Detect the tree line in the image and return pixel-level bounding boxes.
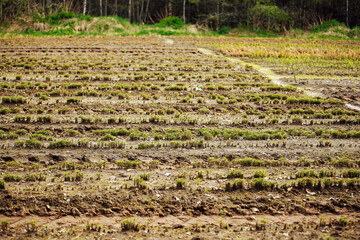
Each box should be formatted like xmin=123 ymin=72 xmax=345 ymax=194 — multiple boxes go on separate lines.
xmin=1 ymin=0 xmax=359 ymax=31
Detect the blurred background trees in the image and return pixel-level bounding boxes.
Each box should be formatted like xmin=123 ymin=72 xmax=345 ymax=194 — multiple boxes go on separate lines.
xmin=1 ymin=0 xmax=359 ymax=31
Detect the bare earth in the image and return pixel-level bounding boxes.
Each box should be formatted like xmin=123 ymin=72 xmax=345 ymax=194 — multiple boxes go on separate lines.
xmin=0 ymin=36 xmax=359 ymax=239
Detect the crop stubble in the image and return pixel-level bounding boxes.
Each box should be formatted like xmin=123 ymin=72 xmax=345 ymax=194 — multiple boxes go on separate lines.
xmin=0 ymin=36 xmax=359 ymax=239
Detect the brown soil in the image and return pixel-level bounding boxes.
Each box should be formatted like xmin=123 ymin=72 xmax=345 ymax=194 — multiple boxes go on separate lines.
xmin=0 ymin=36 xmax=359 ymax=239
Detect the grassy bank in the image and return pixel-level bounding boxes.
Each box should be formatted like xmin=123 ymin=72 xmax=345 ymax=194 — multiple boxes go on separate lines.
xmin=1 ymin=12 xmax=360 ymax=40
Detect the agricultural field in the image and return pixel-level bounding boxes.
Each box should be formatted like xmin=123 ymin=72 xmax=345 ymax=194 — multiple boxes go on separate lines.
xmin=0 ymin=36 xmax=359 ymax=239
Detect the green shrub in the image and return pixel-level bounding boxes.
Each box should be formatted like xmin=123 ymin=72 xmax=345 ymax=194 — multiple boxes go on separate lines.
xmin=235 ymin=157 xmax=266 ymax=166
xmin=184 ymin=139 xmax=204 ymax=148
xmin=64 ymin=170 xmax=84 ymax=181
xmin=65 ymin=129 xmax=79 ymax=137
xmin=334 ymin=157 xmax=354 ymax=167
xmin=14 ymin=115 xmax=31 ymax=123
xmin=75 ymin=170 xmax=84 ymax=181
xmin=115 ymin=160 xmax=142 ymax=169
xmin=0 ymin=107 xmax=10 ymax=114
xmin=348 ymin=27 xmax=360 ymax=39
xmin=2 ymin=161 xmax=23 ymax=169
xmin=149 ymin=160 xmax=160 ymax=169
xmin=0 ymin=179 xmax=5 ymax=189
xmin=129 ymin=130 xmax=147 ymax=141
xmin=37 ymin=115 xmax=53 ymax=123
xmin=165 ymin=85 xmax=187 ymax=91
xmin=311 ymin=19 xmax=347 ymax=33
xmin=319 ymin=169 xmax=336 ymax=178
xmin=207 ymin=157 xmax=230 ymax=167
xmin=250 ymin=178 xmax=275 ymax=190
xmin=292 ymin=117 xmax=303 ymax=125
xmin=175 ymin=178 xmax=186 ymax=189
xmin=121 ymin=218 xmax=141 ymax=232
xmin=342 ymin=169 xmax=360 ymax=178
xmin=3 ymin=174 xmax=22 ymax=182
xmin=48 ymin=140 xmax=74 ymax=148
xmin=25 ymin=173 xmax=46 ymax=182
xmin=15 ymin=129 xmax=27 ymax=136
xmin=30 ymin=133 xmax=50 ymax=141
xmin=6 ymin=132 xmax=19 ymax=140
xmin=2 ymin=96 xmax=27 ymax=104
xmin=256 ymin=219 xmax=268 ymax=230
xmin=296 ymin=177 xmax=314 ymax=188
xmin=0 ymin=219 xmax=10 ymax=231
xmin=25 ymin=220 xmax=38 ymax=232
xmin=225 ymin=178 xmax=244 ymax=191
xmin=139 ymin=172 xmax=151 ymax=181
xmin=156 ymin=16 xmax=184 ymax=29
xmin=196 ymin=170 xmax=204 ymax=179
xmin=318 ymin=177 xmax=337 ymax=188
xmin=14 ymin=140 xmax=24 ymax=147
xmin=33 ymin=11 xmax=92 ymax=25
xmin=25 ymin=139 xmax=42 ymax=148
xmin=218 ymin=26 xmax=232 ymax=35
xmin=10 ymin=107 xmax=21 ymax=113
xmin=345 ymin=178 xmax=360 ymax=188
xmin=79 ymin=116 xmax=93 ymax=124
xmin=252 ymin=169 xmax=268 ymax=178
xmin=107 ymin=117 xmax=116 ymax=124
xmin=134 ymin=177 xmax=148 ymax=189
xmin=338 ymin=216 xmax=349 ymax=226
xmin=58 ymin=161 xmax=77 ymax=170
xmin=287 ymin=96 xmax=322 ymax=105
xmin=248 ymin=3 xmax=291 ymax=32
xmin=107 ymin=141 xmax=126 ymax=149
xmin=227 ymin=169 xmax=244 ymax=179
xmin=296 ymin=169 xmax=318 ymax=178
xmin=101 ymin=134 xmax=115 ymax=141
xmin=66 ymin=98 xmax=80 ymax=104
xmin=85 ymin=221 xmax=103 ymax=232
xmin=137 ymin=142 xmax=155 ymax=149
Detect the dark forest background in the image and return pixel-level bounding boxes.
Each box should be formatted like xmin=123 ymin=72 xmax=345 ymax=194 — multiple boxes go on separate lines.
xmin=1 ymin=0 xmax=359 ymax=31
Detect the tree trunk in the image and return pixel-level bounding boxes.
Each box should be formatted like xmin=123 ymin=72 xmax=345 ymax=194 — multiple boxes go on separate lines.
xmin=183 ymin=0 xmax=186 ymax=23
xmin=63 ymin=0 xmax=69 ymax=12
xmin=196 ymin=1 xmax=199 ymax=23
xmin=219 ymin=0 xmax=223 ymax=30
xmin=43 ymin=0 xmax=48 ymax=15
xmin=216 ymin=0 xmax=220 ymax=31
xmin=114 ymin=0 xmax=118 ymax=15
xmin=346 ymin=0 xmax=349 ymax=27
xmin=140 ymin=0 xmax=144 ymax=24
xmin=132 ymin=0 xmax=135 ymax=22
xmin=144 ymin=0 xmax=150 ymax=23
xmin=136 ymin=2 xmax=140 ymax=22
xmin=100 ymin=0 xmax=103 ymax=16
xmin=48 ymin=0 xmax=52 ymax=14
xmin=105 ymin=0 xmax=108 ymax=16
xmin=83 ymin=0 xmax=87 ymax=15
xmin=169 ymin=0 xmax=172 ymax=16
xmin=129 ymin=0 xmax=132 ymax=22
